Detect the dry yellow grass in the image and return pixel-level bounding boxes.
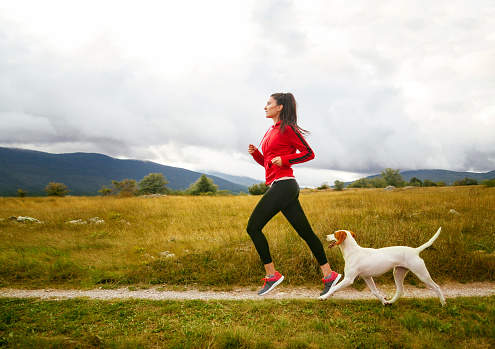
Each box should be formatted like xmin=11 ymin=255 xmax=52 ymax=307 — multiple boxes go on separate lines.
xmin=0 ymin=186 xmax=493 ymax=288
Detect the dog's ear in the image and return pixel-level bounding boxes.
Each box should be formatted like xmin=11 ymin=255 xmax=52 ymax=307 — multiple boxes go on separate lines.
xmin=329 ymin=230 xmax=347 ymax=248
xmin=349 ymin=231 xmax=356 ymax=239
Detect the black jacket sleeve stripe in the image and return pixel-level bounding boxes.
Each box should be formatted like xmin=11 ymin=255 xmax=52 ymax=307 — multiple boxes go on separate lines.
xmin=288 ymin=125 xmax=313 ymax=164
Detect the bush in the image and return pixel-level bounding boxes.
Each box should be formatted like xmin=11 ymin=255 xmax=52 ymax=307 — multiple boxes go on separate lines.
xmin=111 ymin=179 xmax=138 ymax=197
xmin=316 ymin=182 xmax=331 ymax=190
xmin=348 ymin=177 xmax=387 ymax=188
xmin=422 ymin=179 xmax=437 ymax=187
xmin=187 ymin=175 xmax=218 ymax=195
xmin=481 ymin=178 xmax=495 ymax=188
xmin=453 ymin=177 xmax=478 ymax=186
xmin=138 ymin=173 xmax=169 ymax=195
xmin=44 ymin=182 xmax=68 ymax=197
xmin=381 ymin=168 xmax=406 ymax=187
xmin=334 ymin=180 xmax=345 ymax=191
xmin=409 ymin=177 xmax=422 ymax=187
xmin=248 ymin=182 xmax=269 ymax=195
xmin=98 ymin=185 xmax=112 ymax=196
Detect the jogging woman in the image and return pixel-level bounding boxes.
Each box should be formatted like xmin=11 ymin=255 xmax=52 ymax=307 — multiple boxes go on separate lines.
xmin=247 ymin=92 xmax=341 ymax=297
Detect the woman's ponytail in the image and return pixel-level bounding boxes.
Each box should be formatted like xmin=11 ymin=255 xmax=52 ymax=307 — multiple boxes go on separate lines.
xmin=271 ymin=92 xmax=309 ymax=135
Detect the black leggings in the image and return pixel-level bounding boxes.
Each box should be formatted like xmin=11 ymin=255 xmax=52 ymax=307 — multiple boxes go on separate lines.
xmin=246 ymin=179 xmax=328 ymax=266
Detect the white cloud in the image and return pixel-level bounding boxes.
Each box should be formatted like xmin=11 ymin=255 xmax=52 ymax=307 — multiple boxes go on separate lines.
xmin=1 ymin=0 xmax=494 ymax=187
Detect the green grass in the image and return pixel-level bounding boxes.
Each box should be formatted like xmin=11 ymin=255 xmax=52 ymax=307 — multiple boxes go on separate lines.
xmin=1 ymin=187 xmax=494 ymax=348
xmin=0 ymin=186 xmax=494 ymax=289
xmin=0 ymin=296 xmax=493 ymax=348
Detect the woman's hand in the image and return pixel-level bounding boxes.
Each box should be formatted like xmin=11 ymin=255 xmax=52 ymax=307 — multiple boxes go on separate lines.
xmin=271 ymin=156 xmax=282 ymax=166
xmin=248 ymin=144 xmax=258 ymax=154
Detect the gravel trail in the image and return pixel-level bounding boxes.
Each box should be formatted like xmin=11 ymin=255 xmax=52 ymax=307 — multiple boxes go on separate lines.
xmin=1 ymin=282 xmax=494 ymax=301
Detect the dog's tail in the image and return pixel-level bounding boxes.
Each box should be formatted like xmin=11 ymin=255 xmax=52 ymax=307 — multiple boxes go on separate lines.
xmin=416 ymin=227 xmax=442 ymax=253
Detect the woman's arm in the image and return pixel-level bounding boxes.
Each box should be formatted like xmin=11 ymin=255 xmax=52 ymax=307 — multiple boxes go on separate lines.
xmin=279 ymin=126 xmax=315 ymax=166
xmin=248 ymin=144 xmax=265 ymax=167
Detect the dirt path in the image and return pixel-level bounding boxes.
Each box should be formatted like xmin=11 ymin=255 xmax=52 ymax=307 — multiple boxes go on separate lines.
xmin=1 ymin=282 xmax=494 ymax=301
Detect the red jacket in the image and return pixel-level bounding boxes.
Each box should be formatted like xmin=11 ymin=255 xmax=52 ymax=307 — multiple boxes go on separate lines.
xmin=251 ymin=121 xmax=315 ymax=185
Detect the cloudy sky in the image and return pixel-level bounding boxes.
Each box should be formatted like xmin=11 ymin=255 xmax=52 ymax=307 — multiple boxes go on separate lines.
xmin=1 ymin=0 xmax=494 ymax=187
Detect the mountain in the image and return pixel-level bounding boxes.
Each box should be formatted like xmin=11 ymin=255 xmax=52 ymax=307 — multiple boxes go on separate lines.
xmin=205 ymin=171 xmax=262 ymax=187
xmin=399 ymin=169 xmax=495 ymax=184
xmin=0 ymin=147 xmax=248 ymax=196
xmin=364 ymin=169 xmax=495 ymax=185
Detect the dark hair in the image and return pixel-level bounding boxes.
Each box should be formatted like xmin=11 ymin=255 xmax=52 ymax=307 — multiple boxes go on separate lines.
xmin=271 ymin=92 xmax=309 ymax=135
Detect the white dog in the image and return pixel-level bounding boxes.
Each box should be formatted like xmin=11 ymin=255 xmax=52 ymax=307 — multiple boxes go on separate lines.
xmin=320 ymin=228 xmax=446 ymax=306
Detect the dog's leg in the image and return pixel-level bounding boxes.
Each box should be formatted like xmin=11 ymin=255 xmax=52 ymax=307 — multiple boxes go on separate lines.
xmin=387 ymin=266 xmax=409 ymax=304
xmin=318 ymin=274 xmax=356 ymax=300
xmin=409 ymin=260 xmax=446 ymax=306
xmin=362 ymin=277 xmax=389 ymax=305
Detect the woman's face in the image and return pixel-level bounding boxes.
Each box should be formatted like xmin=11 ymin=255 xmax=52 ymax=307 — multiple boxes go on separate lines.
xmin=264 ymin=97 xmax=283 ymax=121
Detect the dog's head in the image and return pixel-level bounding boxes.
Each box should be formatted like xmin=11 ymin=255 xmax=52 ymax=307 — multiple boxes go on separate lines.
xmin=326 ymin=230 xmax=356 ymax=248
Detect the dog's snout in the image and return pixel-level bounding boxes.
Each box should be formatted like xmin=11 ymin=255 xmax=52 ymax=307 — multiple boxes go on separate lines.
xmin=325 ymin=234 xmax=336 ymax=242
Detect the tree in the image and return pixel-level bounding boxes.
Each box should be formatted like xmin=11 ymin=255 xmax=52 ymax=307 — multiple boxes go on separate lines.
xmin=248 ymin=182 xmax=269 ymax=195
xmin=44 ymin=182 xmax=69 ymax=197
xmin=187 ymin=175 xmax=218 ymax=195
xmin=98 ymin=185 xmax=113 ymax=196
xmin=453 ymin=177 xmax=478 ymax=186
xmin=316 ymin=182 xmax=331 ymax=190
xmin=481 ymin=178 xmax=495 ymax=188
xmin=334 ymin=180 xmax=345 ymax=191
xmin=422 ymin=179 xmax=437 ymax=187
xmin=347 ymin=178 xmax=369 ymax=188
xmin=138 ymin=173 xmax=169 ymax=195
xmin=368 ymin=177 xmax=387 ymax=188
xmin=111 ymin=179 xmax=138 ymax=197
xmin=17 ymin=189 xmax=28 ymax=197
xmin=380 ymin=168 xmax=405 ymax=187
xmin=409 ymin=177 xmax=422 ymax=187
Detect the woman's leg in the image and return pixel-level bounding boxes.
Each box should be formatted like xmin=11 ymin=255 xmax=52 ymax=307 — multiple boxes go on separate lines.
xmin=280 ymin=185 xmax=333 ymax=277
xmin=246 ymin=180 xmax=299 ymax=273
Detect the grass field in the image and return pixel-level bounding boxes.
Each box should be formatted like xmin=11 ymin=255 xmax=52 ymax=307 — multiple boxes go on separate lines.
xmin=1 ymin=296 xmax=494 ymax=348
xmin=1 ymin=186 xmax=493 ymax=289
xmin=1 ymin=186 xmax=494 ymax=348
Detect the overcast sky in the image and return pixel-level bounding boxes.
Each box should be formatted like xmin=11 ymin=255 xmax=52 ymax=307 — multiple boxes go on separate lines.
xmin=1 ymin=0 xmax=494 ymax=187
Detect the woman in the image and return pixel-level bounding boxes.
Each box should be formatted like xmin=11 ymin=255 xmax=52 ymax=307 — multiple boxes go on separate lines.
xmin=247 ymin=92 xmax=341 ymax=297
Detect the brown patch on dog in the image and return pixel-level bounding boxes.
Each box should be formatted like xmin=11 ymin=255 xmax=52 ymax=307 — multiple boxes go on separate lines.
xmin=329 ymin=230 xmax=357 ymax=248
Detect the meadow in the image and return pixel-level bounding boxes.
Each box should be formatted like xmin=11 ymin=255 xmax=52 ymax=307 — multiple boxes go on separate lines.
xmin=1 ymin=186 xmax=494 ymax=348
xmin=0 ymin=186 xmax=493 ymax=288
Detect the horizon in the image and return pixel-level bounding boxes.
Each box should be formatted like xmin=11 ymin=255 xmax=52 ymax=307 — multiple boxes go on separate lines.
xmin=2 ymin=146 xmax=494 ymax=190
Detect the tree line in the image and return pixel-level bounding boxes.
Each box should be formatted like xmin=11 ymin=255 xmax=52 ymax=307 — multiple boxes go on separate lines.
xmin=17 ymin=168 xmax=495 ymax=197
xmin=18 ymin=173 xmax=227 ymax=197
xmin=345 ymin=168 xmax=494 ymax=189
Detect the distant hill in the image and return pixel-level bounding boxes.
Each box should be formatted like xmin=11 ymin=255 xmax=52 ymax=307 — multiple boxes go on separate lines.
xmin=399 ymin=169 xmax=495 ymax=184
xmin=363 ymin=169 xmax=495 ymax=185
xmin=206 ymin=171 xmax=262 ymax=187
xmin=0 ymin=147 xmax=248 ymax=196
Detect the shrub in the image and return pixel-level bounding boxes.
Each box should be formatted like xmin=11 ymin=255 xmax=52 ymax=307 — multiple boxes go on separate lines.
xmin=98 ymin=185 xmax=112 ymax=196
xmin=316 ymin=182 xmax=331 ymax=190
xmin=187 ymin=175 xmax=218 ymax=195
xmin=453 ymin=177 xmax=478 ymax=186
xmin=111 ymin=179 xmax=138 ymax=197
xmin=248 ymin=182 xmax=269 ymax=195
xmin=334 ymin=180 xmax=345 ymax=191
xmin=422 ymin=179 xmax=437 ymax=187
xmin=44 ymin=182 xmax=68 ymax=197
xmin=409 ymin=177 xmax=422 ymax=187
xmin=481 ymin=178 xmax=495 ymax=188
xmin=138 ymin=173 xmax=169 ymax=195
xmin=380 ymin=168 xmax=406 ymax=187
